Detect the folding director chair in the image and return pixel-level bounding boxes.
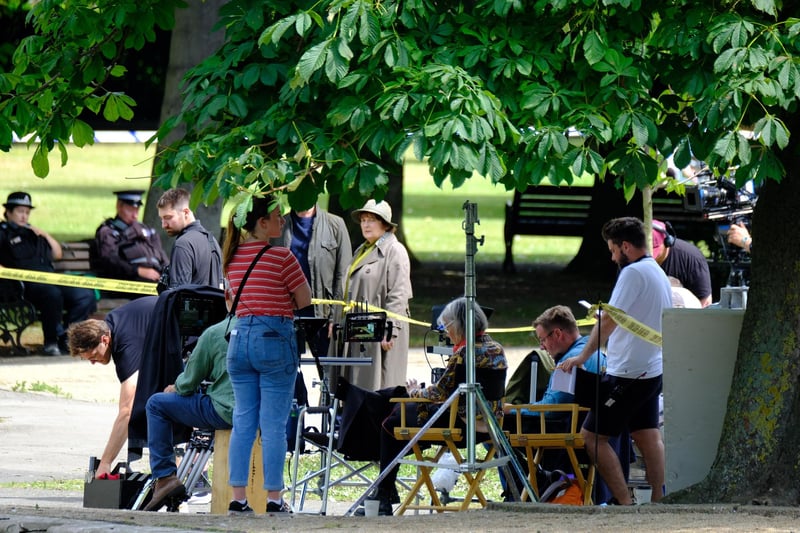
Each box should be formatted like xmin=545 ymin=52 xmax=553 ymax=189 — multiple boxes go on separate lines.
xmin=506 ymin=403 xmax=596 ymax=504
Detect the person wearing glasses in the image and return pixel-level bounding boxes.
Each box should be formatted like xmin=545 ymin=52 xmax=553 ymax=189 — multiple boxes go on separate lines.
xmin=511 ymin=305 xmax=606 ymax=413
xmin=355 ymin=297 xmax=506 ymax=516
xmin=499 ymin=305 xmax=610 ymax=501
xmin=340 ymin=199 xmax=412 ymax=390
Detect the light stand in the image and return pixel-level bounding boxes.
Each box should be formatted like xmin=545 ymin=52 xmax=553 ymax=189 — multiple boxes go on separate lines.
xmin=459 ymin=201 xmax=532 ymax=498
xmin=344 ymin=201 xmax=534 ymax=515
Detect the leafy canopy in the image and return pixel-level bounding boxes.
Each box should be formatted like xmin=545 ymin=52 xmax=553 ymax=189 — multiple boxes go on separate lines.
xmin=2 ymin=0 xmax=799 ymax=209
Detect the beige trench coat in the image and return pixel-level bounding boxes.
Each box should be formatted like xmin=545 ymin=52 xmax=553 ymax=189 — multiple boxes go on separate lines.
xmin=341 ymin=232 xmax=412 ymax=390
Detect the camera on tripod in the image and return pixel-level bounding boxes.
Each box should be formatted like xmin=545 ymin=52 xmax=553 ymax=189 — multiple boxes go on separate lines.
xmin=682 ymin=169 xmax=757 ymax=222
xmin=685 ymin=169 xmax=757 ymax=275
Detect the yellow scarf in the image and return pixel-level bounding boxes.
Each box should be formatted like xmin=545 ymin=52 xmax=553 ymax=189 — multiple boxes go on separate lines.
xmin=344 ymin=242 xmax=375 ymax=299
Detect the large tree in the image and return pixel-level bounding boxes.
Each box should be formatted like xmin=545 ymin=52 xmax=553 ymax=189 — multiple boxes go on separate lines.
xmin=2 ymin=0 xmax=800 ymax=503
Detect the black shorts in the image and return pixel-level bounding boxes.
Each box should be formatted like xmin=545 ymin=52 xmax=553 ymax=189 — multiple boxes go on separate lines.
xmin=582 ymin=374 xmax=662 ymax=437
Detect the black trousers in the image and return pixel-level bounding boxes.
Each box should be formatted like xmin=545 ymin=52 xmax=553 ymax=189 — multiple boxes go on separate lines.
xmin=24 ymin=282 xmax=96 ymax=344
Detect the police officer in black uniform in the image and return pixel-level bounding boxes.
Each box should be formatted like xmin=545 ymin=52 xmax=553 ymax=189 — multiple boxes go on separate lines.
xmin=94 ymin=190 xmax=169 ymax=282
xmin=1 ymin=192 xmax=96 ymax=355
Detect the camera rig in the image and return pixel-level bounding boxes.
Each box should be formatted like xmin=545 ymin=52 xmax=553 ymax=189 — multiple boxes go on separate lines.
xmin=683 ymin=169 xmax=757 ymax=286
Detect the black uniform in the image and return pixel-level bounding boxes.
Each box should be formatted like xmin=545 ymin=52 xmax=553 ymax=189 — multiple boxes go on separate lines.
xmin=94 ymin=217 xmax=169 ymax=281
xmin=0 ymin=221 xmax=96 ymax=347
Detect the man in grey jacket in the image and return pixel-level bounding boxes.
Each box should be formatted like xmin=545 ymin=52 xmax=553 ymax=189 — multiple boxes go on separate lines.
xmin=272 ymin=204 xmax=352 ymax=355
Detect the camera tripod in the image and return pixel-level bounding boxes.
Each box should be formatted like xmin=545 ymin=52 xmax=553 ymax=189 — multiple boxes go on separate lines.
xmin=131 ymin=428 xmax=215 ymax=511
xmin=344 ymin=201 xmax=534 ymax=515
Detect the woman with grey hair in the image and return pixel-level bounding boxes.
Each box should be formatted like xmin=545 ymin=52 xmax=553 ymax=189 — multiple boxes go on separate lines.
xmin=356 ymin=296 xmax=507 ymax=516
xmin=341 ymin=198 xmax=412 ymax=390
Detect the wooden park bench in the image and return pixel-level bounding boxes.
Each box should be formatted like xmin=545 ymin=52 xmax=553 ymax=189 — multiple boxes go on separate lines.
xmin=1 ymin=241 xmax=129 ymax=354
xmin=502 ymin=184 xmax=720 ymax=272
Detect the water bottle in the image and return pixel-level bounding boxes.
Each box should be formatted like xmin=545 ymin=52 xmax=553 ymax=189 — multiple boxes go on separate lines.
xmin=287 ymin=399 xmax=300 ymax=452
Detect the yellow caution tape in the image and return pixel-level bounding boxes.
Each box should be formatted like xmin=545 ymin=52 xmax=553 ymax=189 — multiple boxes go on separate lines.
xmin=586 ymin=301 xmax=662 ymax=347
xmin=0 ymin=267 xmax=158 ymax=296
xmin=312 ymin=298 xmax=431 ymax=328
xmin=312 ymin=298 xmax=597 ymax=335
xmin=1 ymin=271 xmax=655 ymax=346
xmin=487 ymin=316 xmax=597 ymax=334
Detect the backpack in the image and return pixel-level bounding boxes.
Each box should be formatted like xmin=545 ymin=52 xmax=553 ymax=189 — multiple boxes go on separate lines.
xmin=539 ymin=469 xmax=583 ymax=505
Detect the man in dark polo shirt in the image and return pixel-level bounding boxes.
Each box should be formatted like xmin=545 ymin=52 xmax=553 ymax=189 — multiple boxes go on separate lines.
xmin=66 ymin=296 xmax=157 ymax=479
xmin=651 ymin=219 xmax=712 ymax=307
xmin=156 ymin=188 xmax=222 ymax=291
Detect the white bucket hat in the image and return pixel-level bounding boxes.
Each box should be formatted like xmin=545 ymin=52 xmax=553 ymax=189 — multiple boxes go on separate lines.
xmin=350 ymin=199 xmax=397 ymax=228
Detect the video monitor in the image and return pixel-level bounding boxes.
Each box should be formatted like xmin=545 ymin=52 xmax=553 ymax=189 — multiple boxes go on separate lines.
xmin=176 ymin=294 xmax=227 ymax=337
xmin=344 ymin=312 xmax=387 ymax=343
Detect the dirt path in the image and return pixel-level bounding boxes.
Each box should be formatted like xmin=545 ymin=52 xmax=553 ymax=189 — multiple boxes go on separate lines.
xmin=4 ymin=352 xmax=800 ymax=531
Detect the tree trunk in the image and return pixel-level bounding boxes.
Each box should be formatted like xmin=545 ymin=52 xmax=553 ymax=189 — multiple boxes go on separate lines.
xmin=565 ymin=178 xmax=640 ymax=281
xmin=143 ymin=1 xmax=227 ymax=249
xmin=669 ymin=118 xmax=800 ymax=505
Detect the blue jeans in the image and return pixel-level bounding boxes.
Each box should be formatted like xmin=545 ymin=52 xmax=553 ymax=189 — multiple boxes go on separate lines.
xmin=146 ymin=392 xmax=231 ymax=479
xmin=226 ymin=315 xmax=297 ymax=491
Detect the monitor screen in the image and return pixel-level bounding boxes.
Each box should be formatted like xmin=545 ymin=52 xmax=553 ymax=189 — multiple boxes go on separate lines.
xmin=176 ymin=294 xmax=227 ymax=337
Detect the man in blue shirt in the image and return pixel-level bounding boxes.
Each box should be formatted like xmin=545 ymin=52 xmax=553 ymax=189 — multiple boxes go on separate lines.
xmin=525 ymin=305 xmax=605 ymax=409
xmin=501 ymin=305 xmax=608 ymax=501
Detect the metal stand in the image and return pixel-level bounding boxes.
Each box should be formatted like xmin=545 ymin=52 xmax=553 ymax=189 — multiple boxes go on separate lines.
xmin=344 ymin=201 xmax=535 ymax=515
xmin=131 ymin=428 xmax=215 ymax=511
xmin=287 ymin=314 xmax=388 ymax=514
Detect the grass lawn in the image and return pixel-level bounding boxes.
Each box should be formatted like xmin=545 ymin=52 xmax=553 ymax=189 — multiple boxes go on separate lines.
xmin=2 ymin=143 xmax=605 ymax=348
xmin=1 ymin=143 xmax=580 ymax=262
xmin=1 ymin=143 xmax=157 ymax=242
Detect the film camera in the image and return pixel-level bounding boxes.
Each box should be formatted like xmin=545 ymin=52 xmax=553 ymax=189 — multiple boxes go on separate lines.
xmin=683 ymin=169 xmax=757 ymax=222
xmin=683 ymin=169 xmax=757 ymax=287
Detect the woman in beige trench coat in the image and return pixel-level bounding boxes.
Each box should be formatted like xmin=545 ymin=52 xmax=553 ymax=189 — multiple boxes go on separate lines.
xmin=342 ymin=199 xmax=412 ymax=390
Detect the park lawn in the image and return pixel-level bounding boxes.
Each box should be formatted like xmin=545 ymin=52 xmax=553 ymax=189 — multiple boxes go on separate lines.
xmin=2 ymin=143 xmax=592 ymax=347
xmin=1 ymin=143 xmax=580 ymax=264
xmin=1 ymin=143 xmax=157 ymax=242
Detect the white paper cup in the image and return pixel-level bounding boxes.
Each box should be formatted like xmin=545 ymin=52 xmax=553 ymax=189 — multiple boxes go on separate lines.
xmin=634 ymin=486 xmax=652 ymax=504
xmin=364 ymin=499 xmax=380 ymax=517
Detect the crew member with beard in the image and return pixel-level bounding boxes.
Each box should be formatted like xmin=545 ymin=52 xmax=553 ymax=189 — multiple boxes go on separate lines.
xmin=560 ymin=217 xmax=672 ymax=504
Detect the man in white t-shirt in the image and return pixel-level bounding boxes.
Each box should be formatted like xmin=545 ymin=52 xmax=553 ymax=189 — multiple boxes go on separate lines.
xmin=560 ymin=217 xmax=672 ymax=504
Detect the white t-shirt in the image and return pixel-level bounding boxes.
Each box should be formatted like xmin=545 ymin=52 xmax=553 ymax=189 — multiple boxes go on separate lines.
xmin=606 ymin=256 xmax=672 ymax=378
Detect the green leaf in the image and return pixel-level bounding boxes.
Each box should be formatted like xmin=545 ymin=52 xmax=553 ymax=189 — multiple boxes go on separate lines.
xmin=612 ymin=112 xmax=631 ymax=141
xmin=260 ymin=16 xmax=296 ymax=46
xmin=295 ymin=13 xmax=312 ymax=36
xmin=71 ymin=119 xmax=94 ymax=147
xmin=242 ymin=64 xmax=261 ymax=89
xmin=359 ymin=9 xmax=381 ymax=45
xmin=583 ymin=31 xmax=605 ymax=65
xmin=32 ymin=143 xmax=50 ymax=177
xmin=207 ymin=95 xmax=227 ymax=116
xmin=631 ymin=115 xmax=649 ymax=147
xmin=392 ymin=95 xmax=409 ymax=122
xmin=228 ymin=94 xmax=248 ymax=118
xmin=752 ymin=0 xmax=777 ymax=16
xmin=713 ymin=132 xmax=736 ymax=161
xmin=673 ymin=138 xmax=692 ymax=169
xmin=297 ymin=40 xmax=331 ymax=84
xmin=737 ymin=132 xmax=752 ymax=165
xmin=103 ymin=97 xmax=120 ymax=121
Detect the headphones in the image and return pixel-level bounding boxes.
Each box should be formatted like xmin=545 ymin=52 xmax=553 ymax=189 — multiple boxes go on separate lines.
xmin=654 ymin=220 xmax=677 ymax=248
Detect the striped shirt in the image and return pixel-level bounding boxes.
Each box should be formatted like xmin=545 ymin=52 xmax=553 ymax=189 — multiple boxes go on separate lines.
xmin=227 ymin=242 xmax=308 ymax=318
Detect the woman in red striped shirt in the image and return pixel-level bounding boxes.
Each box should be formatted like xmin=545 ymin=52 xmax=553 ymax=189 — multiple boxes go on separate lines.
xmin=221 ymin=195 xmax=311 ymax=515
